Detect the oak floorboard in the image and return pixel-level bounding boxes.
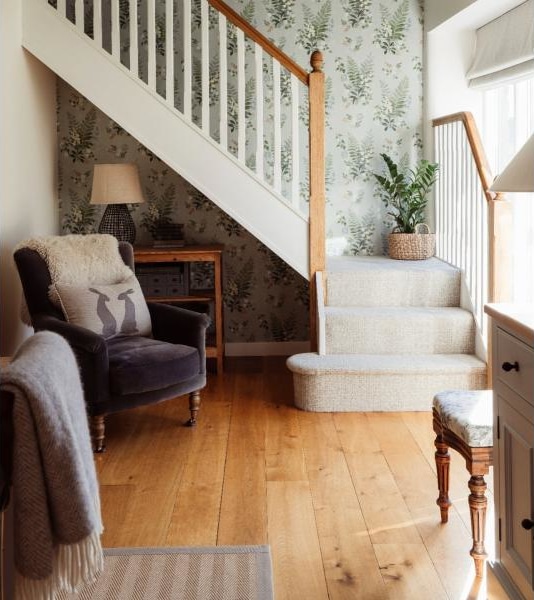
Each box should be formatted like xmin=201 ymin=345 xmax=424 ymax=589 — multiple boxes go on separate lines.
xmin=164 ymin=396 xmax=232 ymax=546
xmin=374 ymin=543 xmax=448 ymax=600
xmin=217 ymin=370 xmax=267 ymax=546
xmin=267 ymin=480 xmax=329 ymax=600
xmin=299 ymin=411 xmax=388 ymax=600
xmin=334 ymin=413 xmax=422 ymax=545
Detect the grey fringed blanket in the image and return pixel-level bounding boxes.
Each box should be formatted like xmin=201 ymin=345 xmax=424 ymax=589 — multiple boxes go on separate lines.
xmin=1 ymin=332 xmax=103 ymax=600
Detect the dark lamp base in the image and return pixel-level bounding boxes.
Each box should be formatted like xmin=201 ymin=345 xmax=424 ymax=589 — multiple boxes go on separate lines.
xmin=98 ymin=204 xmax=136 ymax=244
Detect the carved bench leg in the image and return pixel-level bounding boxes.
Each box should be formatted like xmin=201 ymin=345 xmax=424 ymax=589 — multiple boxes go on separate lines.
xmin=185 ymin=390 xmax=200 ymax=427
xmin=90 ymin=415 xmax=106 ymax=453
xmin=468 ymin=474 xmax=488 ymax=578
xmin=435 ymin=434 xmax=452 ymax=523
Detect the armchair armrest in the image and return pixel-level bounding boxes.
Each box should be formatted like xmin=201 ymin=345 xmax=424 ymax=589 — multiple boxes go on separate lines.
xmin=148 ymin=302 xmax=210 ymax=350
xmin=32 ymin=314 xmax=110 ymax=409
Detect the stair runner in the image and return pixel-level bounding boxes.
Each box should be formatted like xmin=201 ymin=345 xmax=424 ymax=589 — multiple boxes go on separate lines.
xmin=287 ymin=256 xmax=487 ymax=412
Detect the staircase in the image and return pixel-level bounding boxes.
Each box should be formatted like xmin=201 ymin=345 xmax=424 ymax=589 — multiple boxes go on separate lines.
xmin=287 ymin=256 xmax=487 ymax=412
xmin=21 ymin=0 xmax=326 ymax=281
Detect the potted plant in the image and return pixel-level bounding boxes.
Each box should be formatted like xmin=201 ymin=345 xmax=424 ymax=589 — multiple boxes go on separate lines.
xmin=373 ymin=153 xmax=439 ymax=260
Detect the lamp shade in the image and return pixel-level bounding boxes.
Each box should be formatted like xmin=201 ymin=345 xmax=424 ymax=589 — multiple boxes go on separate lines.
xmin=90 ymin=163 xmax=145 ymax=205
xmin=490 ymin=134 xmax=534 ymax=193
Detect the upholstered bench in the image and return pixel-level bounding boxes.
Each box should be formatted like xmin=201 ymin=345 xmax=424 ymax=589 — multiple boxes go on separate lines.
xmin=432 ymin=389 xmax=493 ymax=578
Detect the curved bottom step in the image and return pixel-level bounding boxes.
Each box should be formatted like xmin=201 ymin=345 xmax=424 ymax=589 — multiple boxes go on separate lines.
xmin=286 ymin=353 xmax=487 ymax=412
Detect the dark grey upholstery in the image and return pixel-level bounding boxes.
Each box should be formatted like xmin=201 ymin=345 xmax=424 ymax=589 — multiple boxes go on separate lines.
xmin=14 ymin=241 xmax=210 ymax=451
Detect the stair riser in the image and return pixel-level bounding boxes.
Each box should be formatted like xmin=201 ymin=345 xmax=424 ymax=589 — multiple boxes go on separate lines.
xmin=292 ymin=370 xmax=487 ymax=412
xmin=325 ymin=314 xmax=475 ymax=354
xmin=326 ymin=270 xmax=460 ymax=307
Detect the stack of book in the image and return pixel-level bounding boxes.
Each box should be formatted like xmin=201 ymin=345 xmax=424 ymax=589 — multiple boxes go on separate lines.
xmin=152 ymin=222 xmax=185 ymax=248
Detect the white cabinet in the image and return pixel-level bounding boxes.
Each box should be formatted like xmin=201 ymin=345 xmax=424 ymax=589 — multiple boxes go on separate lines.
xmin=486 ymin=304 xmax=534 ymax=600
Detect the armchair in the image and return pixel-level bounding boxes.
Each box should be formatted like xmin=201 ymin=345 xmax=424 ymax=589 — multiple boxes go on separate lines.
xmin=14 ymin=240 xmax=210 ymax=452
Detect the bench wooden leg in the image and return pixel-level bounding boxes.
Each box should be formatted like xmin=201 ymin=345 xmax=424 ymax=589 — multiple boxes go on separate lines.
xmin=434 ymin=434 xmax=452 ymax=523
xmin=90 ymin=414 xmax=106 ymax=453
xmin=468 ymin=474 xmax=488 ymax=578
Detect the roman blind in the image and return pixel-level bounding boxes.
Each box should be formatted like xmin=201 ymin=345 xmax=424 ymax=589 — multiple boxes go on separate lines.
xmin=467 ymin=0 xmax=534 ymax=88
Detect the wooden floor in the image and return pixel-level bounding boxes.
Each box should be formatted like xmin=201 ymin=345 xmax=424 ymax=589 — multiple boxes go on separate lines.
xmin=96 ymin=357 xmax=508 ymax=600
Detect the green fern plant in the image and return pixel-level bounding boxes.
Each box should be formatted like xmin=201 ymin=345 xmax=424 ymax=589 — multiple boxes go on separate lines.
xmin=373 ymin=154 xmax=439 ymax=233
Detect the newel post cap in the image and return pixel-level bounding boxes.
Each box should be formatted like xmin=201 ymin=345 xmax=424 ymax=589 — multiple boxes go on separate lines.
xmin=310 ymin=50 xmax=324 ymax=72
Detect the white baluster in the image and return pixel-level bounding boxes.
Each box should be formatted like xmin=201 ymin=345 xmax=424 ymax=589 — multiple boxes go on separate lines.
xmin=291 ymin=74 xmax=299 ymax=207
xmin=129 ymin=0 xmax=138 ymax=76
xmin=183 ymin=0 xmax=192 ymax=120
xmin=219 ymin=13 xmax=228 ymax=149
xmin=254 ymin=43 xmax=264 ymax=178
xmin=93 ymin=0 xmax=102 ymax=46
xmin=201 ymin=0 xmax=209 ymax=133
xmin=166 ymin=0 xmax=174 ymax=106
xmin=435 ymin=129 xmax=441 ymax=256
xmin=237 ymin=29 xmax=245 ymax=162
xmin=111 ymin=0 xmax=120 ymax=60
xmin=273 ymin=59 xmax=281 ymax=194
xmin=75 ymin=0 xmax=84 ymax=32
xmin=148 ymin=0 xmax=156 ymax=90
xmin=57 ymin=0 xmax=66 ymax=18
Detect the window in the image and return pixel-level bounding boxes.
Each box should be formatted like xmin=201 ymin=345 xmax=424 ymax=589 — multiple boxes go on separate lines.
xmin=482 ymin=76 xmax=534 ymax=303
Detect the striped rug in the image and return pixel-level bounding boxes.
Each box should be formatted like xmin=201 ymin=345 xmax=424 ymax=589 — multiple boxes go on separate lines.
xmin=57 ymin=546 xmax=274 ymax=600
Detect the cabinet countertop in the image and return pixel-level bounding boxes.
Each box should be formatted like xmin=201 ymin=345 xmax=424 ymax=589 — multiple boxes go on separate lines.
xmin=485 ymin=303 xmax=534 ymax=346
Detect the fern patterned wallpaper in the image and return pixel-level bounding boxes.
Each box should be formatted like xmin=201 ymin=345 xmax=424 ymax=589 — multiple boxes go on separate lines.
xmin=58 ymin=0 xmax=423 ymax=344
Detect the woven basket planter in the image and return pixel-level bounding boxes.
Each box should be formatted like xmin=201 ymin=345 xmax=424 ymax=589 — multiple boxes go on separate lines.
xmin=388 ymin=224 xmax=435 ymax=260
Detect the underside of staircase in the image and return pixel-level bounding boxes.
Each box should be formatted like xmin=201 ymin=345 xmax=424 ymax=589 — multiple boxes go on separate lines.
xmin=287 ymin=257 xmax=487 ymax=412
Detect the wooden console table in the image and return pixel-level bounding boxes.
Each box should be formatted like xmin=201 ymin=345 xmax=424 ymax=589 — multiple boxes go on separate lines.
xmin=134 ymin=245 xmax=224 ymax=374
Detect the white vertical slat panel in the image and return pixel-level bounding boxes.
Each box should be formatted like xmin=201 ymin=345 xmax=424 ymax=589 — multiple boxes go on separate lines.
xmin=467 ymin=139 xmax=475 ymax=292
xmin=93 ymin=0 xmax=102 ymax=46
xmin=290 ymin=74 xmax=300 ymax=207
xmin=439 ymin=128 xmax=445 ymax=257
xmin=57 ymin=0 xmax=66 ymax=18
xmin=75 ymin=0 xmax=84 ymax=32
xmin=166 ymin=0 xmax=174 ymax=106
xmin=111 ymin=0 xmax=120 ymax=60
xmin=183 ymin=0 xmax=192 ymax=120
xmin=219 ymin=14 xmax=228 ymax=149
xmin=446 ymin=123 xmax=452 ymax=262
xmin=237 ymin=29 xmax=246 ymax=162
xmin=452 ymin=122 xmax=459 ymax=267
xmin=147 ymin=0 xmax=156 ymax=90
xmin=201 ymin=0 xmax=210 ymax=133
xmin=273 ymin=59 xmax=281 ymax=193
xmin=254 ymin=43 xmax=264 ymax=177
xmin=460 ymin=128 xmax=467 ymax=276
xmin=129 ymin=0 xmax=138 ymax=76
xmin=434 ymin=127 xmax=443 ymax=258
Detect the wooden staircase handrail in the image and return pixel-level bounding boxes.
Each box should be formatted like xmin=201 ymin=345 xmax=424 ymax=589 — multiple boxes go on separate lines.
xmin=432 ymin=111 xmax=511 ymax=304
xmin=432 ymin=112 xmax=504 ymax=203
xmin=208 ymin=0 xmax=309 ymax=85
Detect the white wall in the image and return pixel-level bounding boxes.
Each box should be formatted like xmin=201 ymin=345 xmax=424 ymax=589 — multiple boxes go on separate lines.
xmin=0 ymin=0 xmax=58 ymax=355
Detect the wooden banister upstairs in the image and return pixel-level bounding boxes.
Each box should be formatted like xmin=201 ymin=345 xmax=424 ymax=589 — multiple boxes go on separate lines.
xmin=432 ymin=112 xmax=512 ymax=336
xmin=208 ymin=0 xmax=308 ymax=84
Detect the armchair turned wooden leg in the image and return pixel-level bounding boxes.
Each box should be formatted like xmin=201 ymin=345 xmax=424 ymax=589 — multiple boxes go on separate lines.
xmin=90 ymin=415 xmax=106 ymax=453
xmin=434 ymin=434 xmax=452 ymax=523
xmin=468 ymin=474 xmax=488 ymax=578
xmin=185 ymin=390 xmax=200 ymax=427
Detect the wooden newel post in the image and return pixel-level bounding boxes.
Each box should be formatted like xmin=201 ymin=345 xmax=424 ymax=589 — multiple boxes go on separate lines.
xmin=308 ymin=50 xmax=325 ymax=352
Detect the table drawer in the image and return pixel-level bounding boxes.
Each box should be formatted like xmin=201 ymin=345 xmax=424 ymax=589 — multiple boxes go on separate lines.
xmin=496 ymin=327 xmax=534 ymax=405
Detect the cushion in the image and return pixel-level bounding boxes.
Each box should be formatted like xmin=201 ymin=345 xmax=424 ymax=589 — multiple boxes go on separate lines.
xmin=433 ymin=390 xmax=493 ymax=448
xmin=106 ymin=336 xmax=200 ymax=395
xmin=53 ymin=276 xmax=152 ymax=339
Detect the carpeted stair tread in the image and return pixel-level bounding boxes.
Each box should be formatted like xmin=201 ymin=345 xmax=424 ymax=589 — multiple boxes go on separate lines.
xmin=326 ymin=256 xmax=460 ymax=307
xmin=287 ymin=353 xmax=487 ymax=412
xmin=324 ymin=306 xmax=475 ymax=354
xmin=287 ymin=352 xmax=486 ymax=375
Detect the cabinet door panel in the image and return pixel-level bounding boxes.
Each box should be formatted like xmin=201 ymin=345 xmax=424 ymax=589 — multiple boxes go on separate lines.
xmin=498 ymin=393 xmax=534 ymax=599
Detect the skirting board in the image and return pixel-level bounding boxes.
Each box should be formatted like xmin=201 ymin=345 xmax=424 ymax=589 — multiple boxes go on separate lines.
xmin=225 ymin=341 xmax=310 ymax=356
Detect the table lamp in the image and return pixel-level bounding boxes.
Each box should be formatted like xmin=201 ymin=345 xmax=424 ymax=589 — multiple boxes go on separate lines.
xmin=490 ymin=134 xmax=534 ymax=193
xmin=90 ymin=163 xmax=145 ymax=243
